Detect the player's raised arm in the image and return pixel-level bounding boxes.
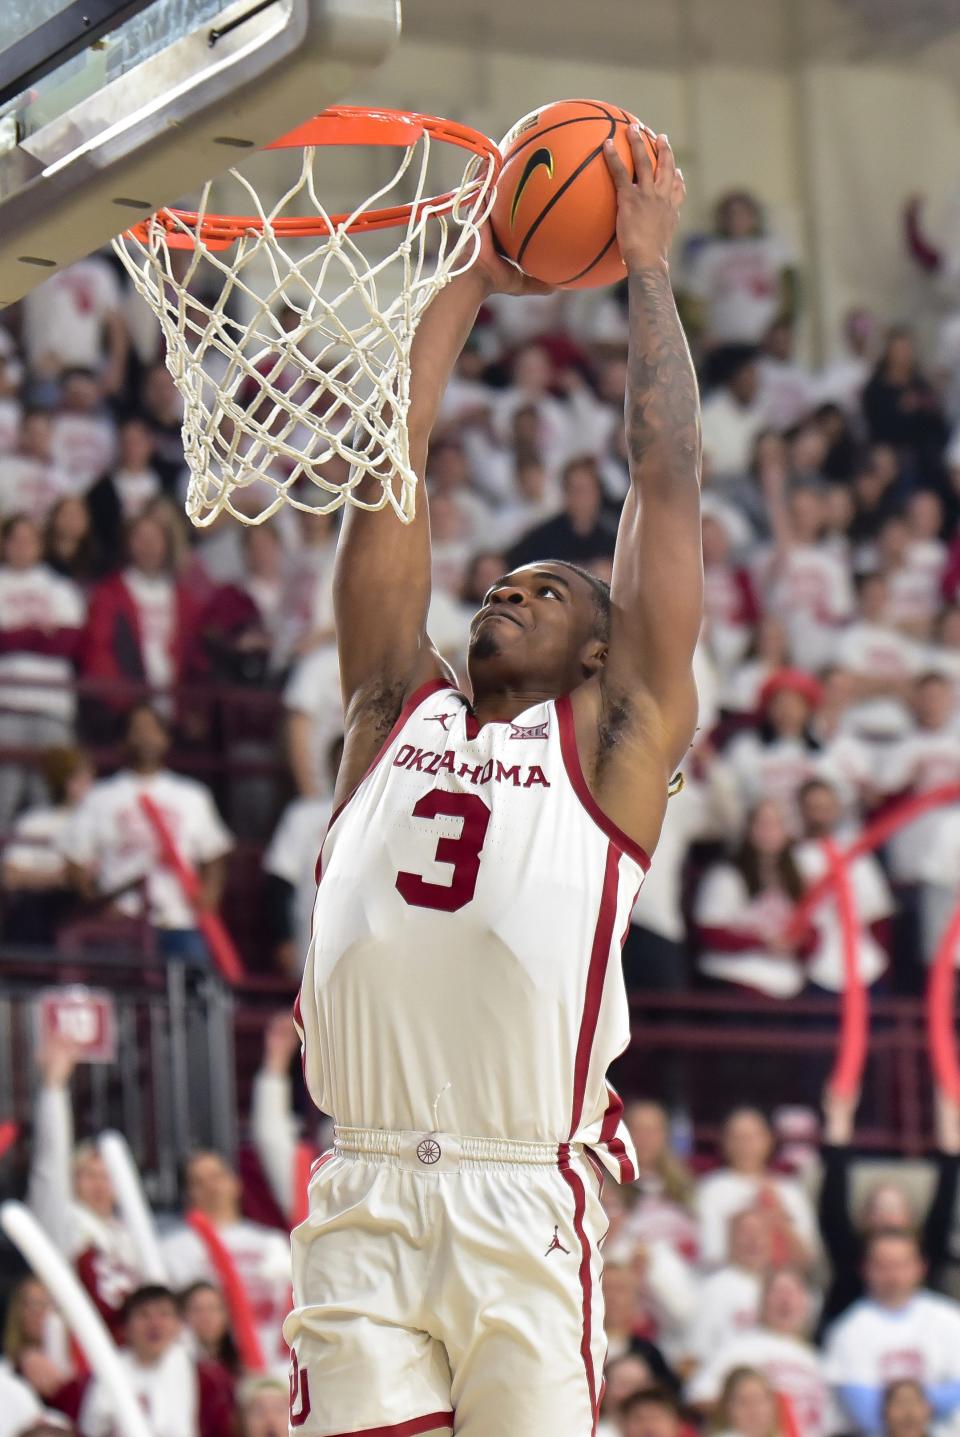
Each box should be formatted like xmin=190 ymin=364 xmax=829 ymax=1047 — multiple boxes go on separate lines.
xmin=333 ymin=229 xmax=549 ymax=784
xmin=602 ymin=128 xmax=702 ymax=772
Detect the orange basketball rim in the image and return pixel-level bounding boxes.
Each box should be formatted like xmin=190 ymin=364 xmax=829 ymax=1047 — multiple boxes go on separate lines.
xmin=128 ymin=106 xmax=503 ymax=250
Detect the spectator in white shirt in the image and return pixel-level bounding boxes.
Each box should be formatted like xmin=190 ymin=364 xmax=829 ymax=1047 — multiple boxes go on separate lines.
xmin=681 ymin=1208 xmax=773 ymax=1371
xmin=695 ymin=1107 xmax=818 ymax=1271
xmin=0 ymin=1361 xmax=61 ymax=1437
xmin=0 ymin=411 xmax=74 ymax=523
xmin=795 ymin=777 xmax=894 ymax=994
xmin=27 ymin=1039 xmax=143 ymax=1340
xmin=161 ymin=1153 xmax=292 ymax=1378
xmin=757 ymin=319 xmax=817 ymax=432
xmin=49 ymin=369 xmax=118 ymax=491
xmin=0 ymin=515 xmax=86 ymax=826
xmin=700 ymin=346 xmax=766 ymax=480
xmin=720 ymin=670 xmax=826 ymax=831
xmin=682 ymin=191 xmax=796 ymax=347
xmin=815 ymin=307 xmax=877 ymax=416
xmin=915 ymin=803 xmax=960 ymax=962
xmin=61 ymin=703 xmax=233 ymax=964
xmin=883 ymin=674 xmax=960 ymax=886
xmin=833 ymin=573 xmax=921 ymax=737
xmin=687 ymin=1269 xmax=828 ymax=1437
xmin=2 ymin=745 xmax=93 ymax=943
xmin=875 ymin=514 xmax=943 ymax=638
xmin=22 ymin=256 xmax=128 ymax=394
xmin=824 ymin=1229 xmax=960 ymax=1436
xmin=78 ymin=1283 xmax=235 ymax=1437
xmin=761 ymin=476 xmax=855 ymax=671
xmin=694 ymin=799 xmax=809 ymax=999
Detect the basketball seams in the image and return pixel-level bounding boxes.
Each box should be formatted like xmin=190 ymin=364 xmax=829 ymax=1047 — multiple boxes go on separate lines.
xmin=557 ymin=231 xmax=619 ymax=289
xmin=515 ymin=115 xmax=617 ymax=268
xmin=502 ymin=111 xmax=632 ymax=163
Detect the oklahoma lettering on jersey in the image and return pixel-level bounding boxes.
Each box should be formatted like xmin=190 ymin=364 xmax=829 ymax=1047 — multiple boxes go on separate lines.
xmin=297 ymin=681 xmax=649 ymax=1181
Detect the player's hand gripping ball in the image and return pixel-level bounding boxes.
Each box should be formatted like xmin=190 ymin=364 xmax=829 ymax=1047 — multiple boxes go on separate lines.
xmin=490 ymin=98 xmax=659 ymax=290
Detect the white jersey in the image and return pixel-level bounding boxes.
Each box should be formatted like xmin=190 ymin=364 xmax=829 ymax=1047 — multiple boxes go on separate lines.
xmin=297 ymin=681 xmax=648 ymax=1181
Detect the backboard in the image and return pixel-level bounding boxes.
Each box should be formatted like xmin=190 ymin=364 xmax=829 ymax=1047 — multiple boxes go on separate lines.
xmin=0 ymin=0 xmax=401 ymax=305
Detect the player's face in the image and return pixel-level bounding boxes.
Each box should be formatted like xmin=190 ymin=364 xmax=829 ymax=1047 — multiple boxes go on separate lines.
xmin=467 ymin=564 xmax=603 ymax=697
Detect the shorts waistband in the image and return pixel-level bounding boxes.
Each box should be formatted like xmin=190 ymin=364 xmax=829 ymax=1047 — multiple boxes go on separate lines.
xmin=333 ymin=1124 xmax=576 ymax=1172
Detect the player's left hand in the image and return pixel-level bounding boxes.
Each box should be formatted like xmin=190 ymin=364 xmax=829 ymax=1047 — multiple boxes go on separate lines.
xmin=603 ymin=127 xmax=686 ymax=272
xmin=472 ymin=220 xmax=556 ymax=298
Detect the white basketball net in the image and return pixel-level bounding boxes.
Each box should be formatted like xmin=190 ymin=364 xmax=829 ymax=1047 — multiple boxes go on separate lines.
xmin=113 ymin=121 xmax=499 ymax=527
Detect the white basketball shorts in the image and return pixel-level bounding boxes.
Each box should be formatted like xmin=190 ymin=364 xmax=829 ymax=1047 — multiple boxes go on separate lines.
xmin=283 ymin=1126 xmax=608 ymax=1436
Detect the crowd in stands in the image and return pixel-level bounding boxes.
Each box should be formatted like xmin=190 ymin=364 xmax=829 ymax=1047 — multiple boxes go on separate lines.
xmin=0 ymin=186 xmax=959 ymax=1434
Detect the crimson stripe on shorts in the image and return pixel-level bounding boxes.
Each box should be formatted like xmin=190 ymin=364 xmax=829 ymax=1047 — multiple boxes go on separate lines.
xmin=324 ymin=1413 xmax=453 ymax=1437
xmin=569 ymin=843 xmax=621 ymax=1138
xmin=599 ymin=1084 xmax=636 ymax=1184
xmin=558 ymin=1150 xmax=599 ymax=1435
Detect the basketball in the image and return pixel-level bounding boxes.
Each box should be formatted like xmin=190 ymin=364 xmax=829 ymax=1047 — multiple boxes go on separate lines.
xmin=490 ymin=98 xmax=658 ymax=290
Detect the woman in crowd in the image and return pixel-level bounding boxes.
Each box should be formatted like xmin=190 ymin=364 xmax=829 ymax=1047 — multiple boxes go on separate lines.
xmin=696 ymin=1107 xmax=818 ymax=1271
xmin=693 ymin=799 xmax=810 ymax=1000
xmin=179 ymin=1282 xmax=240 ymax=1379
xmin=713 ymin=1368 xmax=786 ymax=1437
xmin=43 ymin=497 xmax=101 ymax=586
xmin=2 ymin=1277 xmax=72 ymax=1406
xmin=862 ymin=327 xmax=948 ymax=485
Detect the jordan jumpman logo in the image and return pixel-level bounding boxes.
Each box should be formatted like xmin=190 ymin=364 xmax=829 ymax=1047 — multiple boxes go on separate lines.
xmin=545 ymin=1225 xmax=570 ymax=1256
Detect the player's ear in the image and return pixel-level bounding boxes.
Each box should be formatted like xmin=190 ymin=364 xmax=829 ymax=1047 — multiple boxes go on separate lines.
xmin=580 ymin=638 xmax=607 ymax=678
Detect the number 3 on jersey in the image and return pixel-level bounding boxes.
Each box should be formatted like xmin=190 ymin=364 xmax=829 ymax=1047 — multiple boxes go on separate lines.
xmin=395 ymin=789 xmax=491 ymax=912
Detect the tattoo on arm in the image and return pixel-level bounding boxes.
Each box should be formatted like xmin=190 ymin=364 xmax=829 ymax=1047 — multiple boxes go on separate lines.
xmin=625 ymin=265 xmax=701 ymax=481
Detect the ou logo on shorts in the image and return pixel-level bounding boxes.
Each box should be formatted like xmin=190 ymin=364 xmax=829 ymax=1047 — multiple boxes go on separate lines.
xmin=289 ymin=1351 xmax=311 ymax=1427
xmin=417 ymin=1138 xmax=441 ymax=1165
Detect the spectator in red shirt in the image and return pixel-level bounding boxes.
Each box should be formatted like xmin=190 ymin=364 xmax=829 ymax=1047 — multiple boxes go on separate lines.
xmin=81 ymin=512 xmax=201 ymax=732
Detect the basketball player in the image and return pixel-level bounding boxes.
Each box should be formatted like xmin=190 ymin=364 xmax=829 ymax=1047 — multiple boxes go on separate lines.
xmin=287 ymin=128 xmax=701 ymax=1436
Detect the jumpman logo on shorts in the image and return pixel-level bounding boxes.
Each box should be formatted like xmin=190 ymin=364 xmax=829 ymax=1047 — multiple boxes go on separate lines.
xmin=545 ymin=1225 xmax=570 ymax=1256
